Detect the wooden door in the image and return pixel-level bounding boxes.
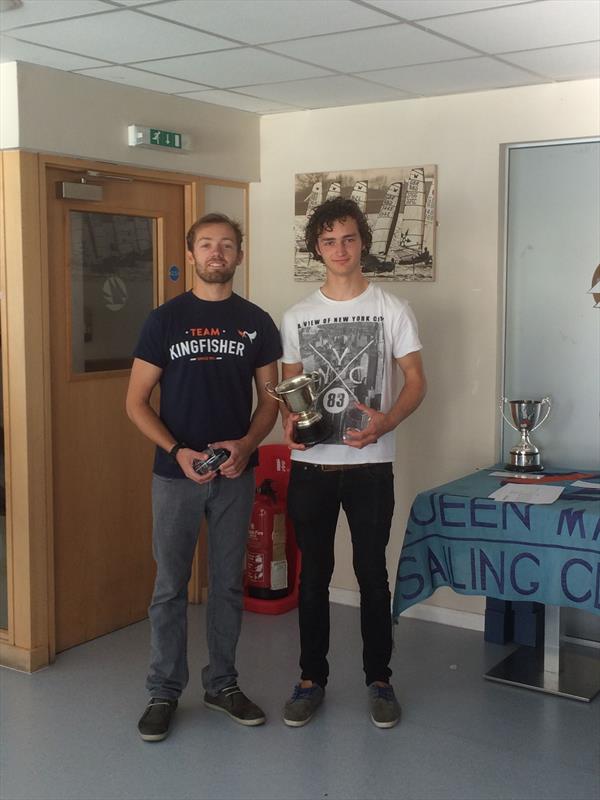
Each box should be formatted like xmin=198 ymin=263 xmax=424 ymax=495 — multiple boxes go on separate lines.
xmin=46 ymin=164 xmax=188 ymax=652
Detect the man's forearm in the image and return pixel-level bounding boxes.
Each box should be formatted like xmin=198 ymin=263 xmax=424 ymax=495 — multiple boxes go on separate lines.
xmin=382 ymin=379 xmax=427 ymax=433
xmin=127 ymin=401 xmax=177 ymax=454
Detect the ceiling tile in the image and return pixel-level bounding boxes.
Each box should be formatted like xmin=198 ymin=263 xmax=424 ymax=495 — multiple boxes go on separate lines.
xmin=500 ymin=41 xmax=600 ymax=81
xmin=8 ymin=9 xmax=236 ymax=62
xmin=358 ymin=56 xmax=543 ymax=96
xmin=178 ymin=89 xmax=298 ymax=113
xmin=0 ymin=0 xmax=107 ymax=31
xmin=236 ymin=75 xmax=412 ymax=108
xmin=107 ymin=1 xmax=161 ymax=5
xmin=134 ymin=48 xmax=331 ymax=88
xmin=362 ymin=1 xmax=530 ymax=21
xmin=423 ymin=0 xmax=600 ymax=53
xmin=0 ymin=34 xmax=107 ymax=69
xmin=264 ymin=24 xmax=476 ymax=72
xmin=75 ymin=65 xmax=208 ymax=93
xmin=145 ymin=0 xmax=394 ymax=44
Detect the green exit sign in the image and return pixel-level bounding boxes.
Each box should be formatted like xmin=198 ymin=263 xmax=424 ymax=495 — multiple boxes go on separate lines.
xmin=128 ymin=125 xmax=189 ymax=152
xmin=150 ymin=128 xmax=182 ymax=149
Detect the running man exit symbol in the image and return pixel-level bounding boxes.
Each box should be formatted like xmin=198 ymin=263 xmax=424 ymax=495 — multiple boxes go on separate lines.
xmin=150 ymin=129 xmax=182 ymax=149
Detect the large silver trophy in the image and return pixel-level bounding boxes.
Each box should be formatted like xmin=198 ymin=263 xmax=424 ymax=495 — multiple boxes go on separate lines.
xmin=501 ymin=397 xmax=551 ymax=472
xmin=266 ymin=372 xmax=332 ymax=446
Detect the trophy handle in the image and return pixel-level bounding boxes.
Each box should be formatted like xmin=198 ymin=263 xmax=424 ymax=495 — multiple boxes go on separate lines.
xmin=532 ymin=396 xmax=551 ymax=431
xmin=500 ymin=397 xmax=519 ymax=432
xmin=265 ymin=382 xmax=284 ymax=403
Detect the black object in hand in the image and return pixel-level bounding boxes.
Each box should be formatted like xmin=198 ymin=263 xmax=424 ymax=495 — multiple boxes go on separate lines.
xmin=193 ymin=447 xmax=231 ymax=475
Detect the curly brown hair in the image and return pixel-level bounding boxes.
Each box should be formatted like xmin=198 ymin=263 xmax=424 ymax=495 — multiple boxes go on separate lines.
xmin=304 ymin=197 xmax=372 ymax=263
xmin=186 ymin=213 xmax=243 ymax=253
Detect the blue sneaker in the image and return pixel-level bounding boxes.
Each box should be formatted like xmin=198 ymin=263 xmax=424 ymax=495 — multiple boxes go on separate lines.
xmin=283 ymin=683 xmax=324 ymax=727
xmin=368 ymin=683 xmax=401 ymax=728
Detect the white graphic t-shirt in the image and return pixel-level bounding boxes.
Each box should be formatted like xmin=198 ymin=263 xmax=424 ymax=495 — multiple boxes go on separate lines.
xmin=281 ymin=283 xmax=422 ymax=465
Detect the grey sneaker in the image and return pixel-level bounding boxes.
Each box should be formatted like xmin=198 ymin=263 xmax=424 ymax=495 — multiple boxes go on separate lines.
xmin=137 ymin=697 xmax=178 ymax=741
xmin=203 ymin=684 xmax=265 ymax=726
xmin=368 ymin=683 xmax=401 ymax=728
xmin=283 ymin=683 xmax=325 ymax=727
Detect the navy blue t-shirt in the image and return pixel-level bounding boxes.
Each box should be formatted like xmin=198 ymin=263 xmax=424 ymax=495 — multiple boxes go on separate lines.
xmin=134 ymin=291 xmax=282 ymax=478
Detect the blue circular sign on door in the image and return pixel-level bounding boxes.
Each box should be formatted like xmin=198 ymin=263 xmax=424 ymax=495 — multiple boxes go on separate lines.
xmin=169 ymin=265 xmax=180 ymax=281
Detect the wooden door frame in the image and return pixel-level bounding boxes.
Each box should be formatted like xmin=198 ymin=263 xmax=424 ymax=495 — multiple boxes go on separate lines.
xmin=0 ymin=151 xmax=248 ymax=671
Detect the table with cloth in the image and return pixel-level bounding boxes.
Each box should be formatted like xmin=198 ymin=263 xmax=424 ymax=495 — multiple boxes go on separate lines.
xmin=393 ymin=466 xmax=600 ymax=700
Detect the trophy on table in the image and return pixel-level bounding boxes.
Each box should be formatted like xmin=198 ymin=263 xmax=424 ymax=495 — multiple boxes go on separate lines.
xmin=500 ymin=397 xmax=551 ymax=472
xmin=266 ymin=372 xmax=332 ymax=446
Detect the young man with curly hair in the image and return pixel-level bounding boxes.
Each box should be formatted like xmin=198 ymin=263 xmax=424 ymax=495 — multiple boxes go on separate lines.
xmin=280 ymin=197 xmax=426 ymax=728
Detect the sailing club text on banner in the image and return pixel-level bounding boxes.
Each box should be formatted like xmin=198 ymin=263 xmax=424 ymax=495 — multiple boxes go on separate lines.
xmin=392 ymin=469 xmax=600 ymax=618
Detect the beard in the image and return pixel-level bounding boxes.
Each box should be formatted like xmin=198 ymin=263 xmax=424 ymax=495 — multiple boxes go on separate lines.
xmin=195 ymin=262 xmax=236 ymax=284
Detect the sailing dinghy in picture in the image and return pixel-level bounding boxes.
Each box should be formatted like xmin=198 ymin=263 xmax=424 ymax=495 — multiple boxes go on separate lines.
xmin=294 ymin=178 xmax=322 ymax=262
xmin=588 ymin=262 xmax=600 ymax=308
xmin=326 ymin=181 xmax=341 ymax=201
xmin=350 ymin=180 xmax=368 ymax=211
xmin=386 ymin=169 xmax=435 ymax=279
xmin=363 ymin=181 xmax=403 ymax=275
xmin=305 ymin=180 xmax=322 ymax=219
xmin=371 ymin=182 xmax=403 ymax=258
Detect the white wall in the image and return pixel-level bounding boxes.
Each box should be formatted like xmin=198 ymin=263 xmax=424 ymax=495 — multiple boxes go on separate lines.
xmin=0 ymin=63 xmax=19 ymax=149
xmin=250 ymin=79 xmax=600 ymax=616
xmin=1 ymin=62 xmax=260 ymax=181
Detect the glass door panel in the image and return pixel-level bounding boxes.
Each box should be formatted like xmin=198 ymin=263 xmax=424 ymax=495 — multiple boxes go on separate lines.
xmin=69 ymin=211 xmax=155 ymax=373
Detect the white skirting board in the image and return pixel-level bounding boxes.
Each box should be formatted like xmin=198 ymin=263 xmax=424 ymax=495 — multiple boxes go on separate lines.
xmin=329 ymin=587 xmax=485 ymax=632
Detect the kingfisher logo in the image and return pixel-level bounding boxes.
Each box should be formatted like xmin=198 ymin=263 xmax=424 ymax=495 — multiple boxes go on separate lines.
xmin=168 ymin=324 xmax=256 ymax=362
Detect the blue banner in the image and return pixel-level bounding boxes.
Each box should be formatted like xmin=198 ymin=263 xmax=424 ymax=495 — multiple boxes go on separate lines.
xmin=393 ymin=468 xmax=600 ymax=618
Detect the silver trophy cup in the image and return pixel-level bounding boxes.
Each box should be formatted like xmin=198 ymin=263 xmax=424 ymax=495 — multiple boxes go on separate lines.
xmin=266 ymin=372 xmax=332 ymax=446
xmin=501 ymin=397 xmax=551 ymax=472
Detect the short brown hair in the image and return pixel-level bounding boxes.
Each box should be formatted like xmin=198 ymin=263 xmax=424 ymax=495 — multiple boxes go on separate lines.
xmin=186 ymin=213 xmax=243 ymax=253
xmin=305 ymin=197 xmax=372 ymax=263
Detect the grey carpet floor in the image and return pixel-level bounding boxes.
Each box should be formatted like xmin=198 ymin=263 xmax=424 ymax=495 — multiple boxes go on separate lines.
xmin=1 ymin=603 xmax=599 ymax=800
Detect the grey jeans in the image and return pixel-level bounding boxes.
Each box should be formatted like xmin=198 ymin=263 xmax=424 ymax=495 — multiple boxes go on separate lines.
xmin=146 ymin=470 xmax=255 ymax=699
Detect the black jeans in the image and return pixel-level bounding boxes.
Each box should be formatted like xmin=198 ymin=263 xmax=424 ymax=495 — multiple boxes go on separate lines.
xmin=287 ymin=461 xmax=395 ymax=688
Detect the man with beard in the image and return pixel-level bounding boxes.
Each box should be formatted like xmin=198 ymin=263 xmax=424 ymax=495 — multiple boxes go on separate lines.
xmin=127 ymin=213 xmax=281 ymax=741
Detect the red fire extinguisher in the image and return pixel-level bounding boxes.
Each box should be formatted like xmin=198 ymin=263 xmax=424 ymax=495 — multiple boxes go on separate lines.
xmin=246 ymin=479 xmax=289 ymax=600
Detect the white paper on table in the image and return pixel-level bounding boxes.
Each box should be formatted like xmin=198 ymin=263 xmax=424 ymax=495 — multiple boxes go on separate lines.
xmin=571 ymin=480 xmax=600 ymax=489
xmin=489 ymin=484 xmax=564 ymax=504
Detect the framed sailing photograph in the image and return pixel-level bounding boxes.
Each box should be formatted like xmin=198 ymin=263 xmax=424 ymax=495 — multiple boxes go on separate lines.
xmin=294 ymin=165 xmax=437 ymax=282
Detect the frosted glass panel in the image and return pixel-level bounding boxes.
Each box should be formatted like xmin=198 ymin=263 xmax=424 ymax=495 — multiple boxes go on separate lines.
xmin=203 ymin=185 xmax=247 ymax=298
xmin=503 ymin=142 xmax=600 ymax=471
xmin=70 ymin=211 xmax=155 ymax=373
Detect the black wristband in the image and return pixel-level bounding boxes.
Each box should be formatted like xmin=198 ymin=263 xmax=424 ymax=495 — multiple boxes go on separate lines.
xmin=168 ymin=442 xmax=187 ymax=461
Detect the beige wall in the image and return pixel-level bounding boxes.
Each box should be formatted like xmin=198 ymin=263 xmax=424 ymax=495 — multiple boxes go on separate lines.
xmin=249 ymin=78 xmax=600 ymax=616
xmin=0 ymin=63 xmax=19 ymax=149
xmin=1 ymin=62 xmax=260 ymax=182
